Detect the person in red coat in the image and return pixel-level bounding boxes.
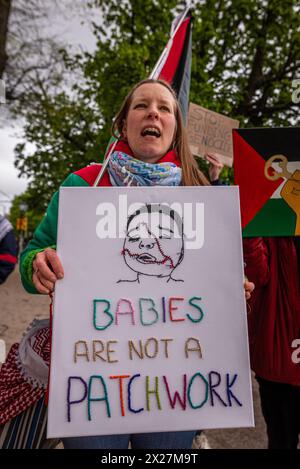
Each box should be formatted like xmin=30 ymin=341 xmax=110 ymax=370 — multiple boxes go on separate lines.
xmin=243 ymin=236 xmax=300 ymax=449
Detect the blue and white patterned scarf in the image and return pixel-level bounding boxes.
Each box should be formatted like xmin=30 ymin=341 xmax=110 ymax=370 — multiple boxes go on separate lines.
xmin=108 ymin=151 xmax=182 ymax=187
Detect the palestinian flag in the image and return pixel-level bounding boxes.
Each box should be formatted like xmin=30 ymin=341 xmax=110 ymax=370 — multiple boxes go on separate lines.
xmin=233 ymin=128 xmax=300 ymax=237
xmin=150 ymin=8 xmax=192 ymax=124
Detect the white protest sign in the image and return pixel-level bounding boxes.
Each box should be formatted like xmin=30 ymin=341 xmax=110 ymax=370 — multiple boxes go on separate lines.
xmin=47 ymin=186 xmax=254 ymax=438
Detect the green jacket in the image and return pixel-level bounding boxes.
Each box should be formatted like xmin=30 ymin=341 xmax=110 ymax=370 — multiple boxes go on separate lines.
xmin=20 ymin=171 xmax=98 ymax=294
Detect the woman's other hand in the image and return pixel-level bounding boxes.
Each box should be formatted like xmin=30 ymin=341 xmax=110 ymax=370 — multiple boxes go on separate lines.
xmin=32 ymin=248 xmax=64 ymax=294
xmin=205 ymin=152 xmax=224 ymax=182
xmin=244 ymin=278 xmax=255 ymax=301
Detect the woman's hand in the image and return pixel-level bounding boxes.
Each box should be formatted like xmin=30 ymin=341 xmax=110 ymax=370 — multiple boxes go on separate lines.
xmin=205 ymin=152 xmax=224 ymax=182
xmin=244 ymin=278 xmax=255 ymax=301
xmin=32 ymin=248 xmax=64 ymax=294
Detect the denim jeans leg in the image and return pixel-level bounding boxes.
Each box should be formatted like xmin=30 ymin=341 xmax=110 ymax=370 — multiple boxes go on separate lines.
xmin=62 ymin=433 xmax=130 ymax=449
xmin=130 ymin=430 xmax=196 ymax=449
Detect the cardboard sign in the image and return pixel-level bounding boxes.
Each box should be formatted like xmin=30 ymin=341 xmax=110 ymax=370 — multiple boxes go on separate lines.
xmin=187 ymin=102 xmax=239 ymax=167
xmin=47 ymin=186 xmax=254 ymax=438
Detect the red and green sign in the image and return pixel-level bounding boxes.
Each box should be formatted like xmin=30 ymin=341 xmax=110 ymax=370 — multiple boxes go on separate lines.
xmin=233 ymin=128 xmax=300 ymax=237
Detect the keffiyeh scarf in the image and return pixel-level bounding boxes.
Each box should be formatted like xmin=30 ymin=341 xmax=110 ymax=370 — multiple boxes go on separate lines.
xmin=108 ymin=151 xmax=182 ymax=187
xmin=0 ymin=319 xmax=50 ymax=424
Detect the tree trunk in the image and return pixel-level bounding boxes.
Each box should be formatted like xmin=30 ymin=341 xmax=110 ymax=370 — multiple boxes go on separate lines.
xmin=0 ymin=0 xmax=11 ymax=78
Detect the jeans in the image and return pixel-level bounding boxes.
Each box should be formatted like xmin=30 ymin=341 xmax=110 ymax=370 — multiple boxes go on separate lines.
xmin=63 ymin=430 xmax=196 ymax=449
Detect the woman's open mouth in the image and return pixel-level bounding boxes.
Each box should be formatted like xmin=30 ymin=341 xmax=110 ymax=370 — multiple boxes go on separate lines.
xmin=141 ymin=127 xmax=161 ymax=138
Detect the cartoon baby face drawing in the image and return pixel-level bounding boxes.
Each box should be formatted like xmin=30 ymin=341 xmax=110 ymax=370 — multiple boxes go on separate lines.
xmin=118 ymin=204 xmax=184 ymax=283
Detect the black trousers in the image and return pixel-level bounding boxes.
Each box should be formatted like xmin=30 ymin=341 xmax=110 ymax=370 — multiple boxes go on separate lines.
xmin=257 ymin=376 xmax=300 ymax=449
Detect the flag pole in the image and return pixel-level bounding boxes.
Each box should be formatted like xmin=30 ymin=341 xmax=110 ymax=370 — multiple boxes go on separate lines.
xmin=93 ymin=138 xmax=118 ymax=187
xmin=149 ymin=5 xmax=191 ymax=79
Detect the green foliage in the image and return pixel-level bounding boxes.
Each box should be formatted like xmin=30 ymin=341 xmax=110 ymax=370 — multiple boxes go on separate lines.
xmin=9 ymin=191 xmax=44 ymax=238
xmin=191 ymin=0 xmax=300 ymax=127
xmin=14 ymin=0 xmax=300 ymax=212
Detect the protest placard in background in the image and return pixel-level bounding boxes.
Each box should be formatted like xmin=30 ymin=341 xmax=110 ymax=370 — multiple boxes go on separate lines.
xmin=47 ymin=186 xmax=253 ymax=438
xmin=187 ymin=102 xmax=239 ymax=167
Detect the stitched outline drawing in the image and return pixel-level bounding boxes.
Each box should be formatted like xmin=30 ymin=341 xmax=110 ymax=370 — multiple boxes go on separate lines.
xmin=117 ymin=204 xmax=184 ymax=284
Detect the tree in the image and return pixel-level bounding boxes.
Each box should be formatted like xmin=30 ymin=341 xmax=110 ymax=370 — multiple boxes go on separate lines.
xmin=0 ymin=0 xmax=11 ymax=78
xmin=1 ymin=0 xmax=88 ymax=107
xmin=14 ymin=0 xmax=300 ymax=212
xmin=190 ymin=0 xmax=300 ymax=127
xmin=9 ymin=191 xmax=44 ymax=238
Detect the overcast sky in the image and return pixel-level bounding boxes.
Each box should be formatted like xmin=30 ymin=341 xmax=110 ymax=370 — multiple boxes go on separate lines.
xmin=0 ymin=129 xmax=28 ymax=213
xmin=0 ymin=3 xmax=97 ymax=215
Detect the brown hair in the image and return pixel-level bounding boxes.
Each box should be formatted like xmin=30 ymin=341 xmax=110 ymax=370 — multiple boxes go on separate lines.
xmin=112 ymin=78 xmax=210 ymax=186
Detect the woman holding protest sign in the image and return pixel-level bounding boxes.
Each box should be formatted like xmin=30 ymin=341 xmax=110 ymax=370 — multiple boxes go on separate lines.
xmin=19 ymin=79 xmax=254 ymax=448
